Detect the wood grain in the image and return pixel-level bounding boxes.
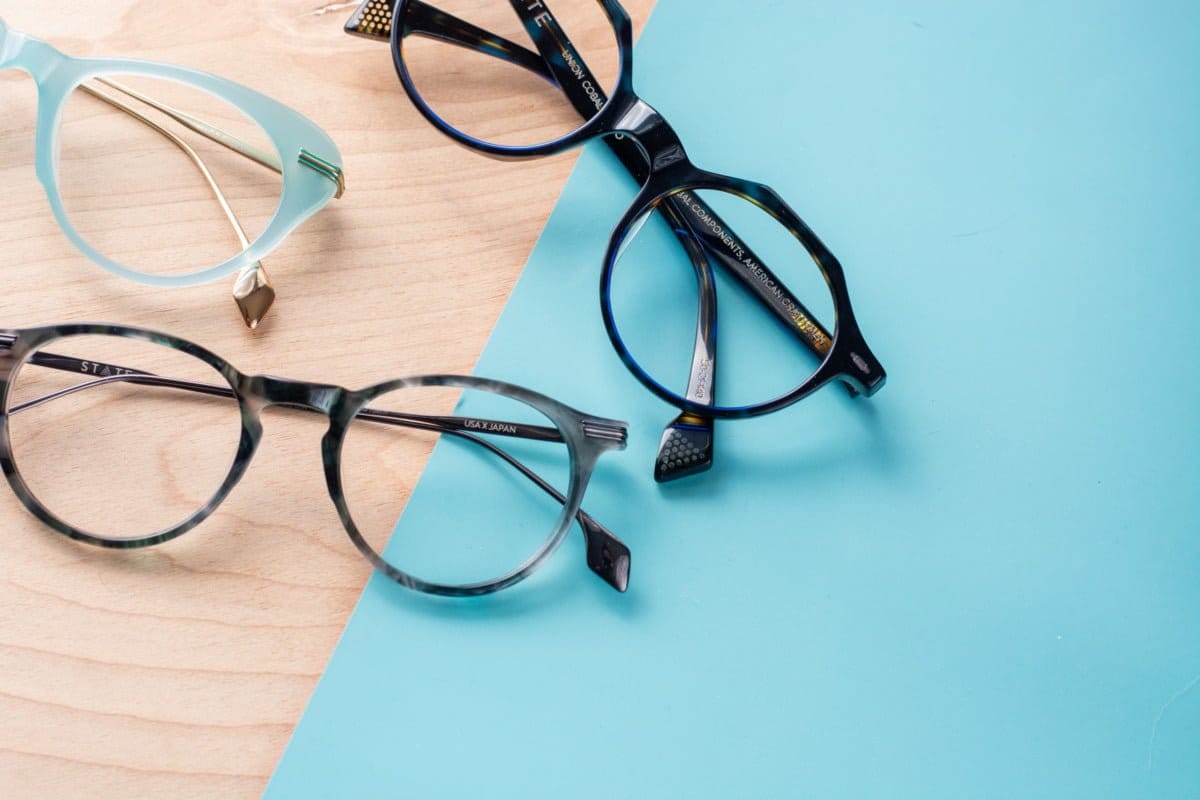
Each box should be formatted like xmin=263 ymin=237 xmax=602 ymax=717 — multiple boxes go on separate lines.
xmin=0 ymin=2 xmax=654 ymax=796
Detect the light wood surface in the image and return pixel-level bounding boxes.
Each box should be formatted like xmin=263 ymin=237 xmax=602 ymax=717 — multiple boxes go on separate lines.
xmin=0 ymin=2 xmax=653 ymax=796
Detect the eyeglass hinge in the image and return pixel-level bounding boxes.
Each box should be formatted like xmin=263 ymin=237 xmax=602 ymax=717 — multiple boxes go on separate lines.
xmin=581 ymin=418 xmax=629 ymax=448
xmin=299 ymin=149 xmax=347 ymax=199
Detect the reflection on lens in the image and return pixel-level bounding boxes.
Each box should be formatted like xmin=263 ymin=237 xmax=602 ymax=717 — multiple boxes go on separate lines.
xmin=340 ymin=383 xmax=573 ymax=588
xmin=400 ymin=0 xmax=620 ymax=147
xmin=608 ymin=188 xmax=837 ymax=411
xmin=5 ymin=334 xmax=243 ymax=539
xmin=57 ymin=75 xmax=282 ymax=276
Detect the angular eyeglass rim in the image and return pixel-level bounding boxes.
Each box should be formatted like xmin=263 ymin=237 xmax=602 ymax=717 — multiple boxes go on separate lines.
xmin=351 ymin=0 xmax=886 ymax=423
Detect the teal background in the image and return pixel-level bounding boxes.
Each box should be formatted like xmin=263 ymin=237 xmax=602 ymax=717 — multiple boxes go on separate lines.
xmin=268 ymin=1 xmax=1200 ymax=796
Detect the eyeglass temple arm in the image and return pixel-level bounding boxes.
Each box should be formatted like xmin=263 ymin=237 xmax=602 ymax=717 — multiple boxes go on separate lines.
xmin=653 ymin=205 xmax=719 ymax=481
xmin=8 ymin=351 xmax=630 ymax=591
xmin=86 ymin=78 xmax=347 ymax=199
xmin=80 ymin=79 xmax=279 ymax=328
xmin=493 ymin=0 xmax=721 ymax=479
xmin=93 ymin=78 xmax=283 ymax=172
xmin=9 ymin=352 xmax=558 ymax=441
xmin=345 ymin=0 xmax=556 ymax=84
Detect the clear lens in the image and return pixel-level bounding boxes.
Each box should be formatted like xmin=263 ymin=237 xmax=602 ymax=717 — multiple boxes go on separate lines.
xmin=4 ymin=334 xmax=243 ymax=539
xmin=400 ymin=0 xmax=620 ymax=148
xmin=56 ymin=74 xmax=283 ymax=276
xmin=340 ymin=383 xmax=574 ymax=588
xmin=608 ymin=188 xmax=837 ymax=411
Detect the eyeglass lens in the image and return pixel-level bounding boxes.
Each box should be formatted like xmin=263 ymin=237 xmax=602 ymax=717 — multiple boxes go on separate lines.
xmin=57 ymin=75 xmax=283 ymax=276
xmin=399 ymin=0 xmax=620 ymax=148
xmin=341 ymin=383 xmax=575 ymax=587
xmin=609 ymin=187 xmax=837 ymax=411
xmin=5 ymin=334 xmax=243 ymax=539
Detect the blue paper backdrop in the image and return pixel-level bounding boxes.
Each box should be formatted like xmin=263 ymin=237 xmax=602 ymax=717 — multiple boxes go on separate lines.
xmin=268 ymin=1 xmax=1200 ymax=796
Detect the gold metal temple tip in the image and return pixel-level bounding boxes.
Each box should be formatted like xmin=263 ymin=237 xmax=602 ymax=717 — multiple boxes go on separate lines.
xmin=344 ymin=0 xmax=392 ymax=39
xmin=233 ymin=263 xmax=276 ymax=329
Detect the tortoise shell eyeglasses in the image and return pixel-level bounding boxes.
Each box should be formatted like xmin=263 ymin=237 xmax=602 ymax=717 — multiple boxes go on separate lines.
xmin=345 ymin=0 xmax=887 ymax=481
xmin=0 ymin=324 xmax=630 ymax=597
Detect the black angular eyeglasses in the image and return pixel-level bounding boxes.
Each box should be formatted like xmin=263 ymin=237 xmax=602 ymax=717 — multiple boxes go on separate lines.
xmin=0 ymin=324 xmax=629 ymax=597
xmin=346 ymin=0 xmax=887 ymax=482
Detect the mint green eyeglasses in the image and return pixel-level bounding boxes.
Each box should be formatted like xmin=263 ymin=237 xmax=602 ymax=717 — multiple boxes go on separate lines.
xmin=0 ymin=19 xmax=347 ymax=327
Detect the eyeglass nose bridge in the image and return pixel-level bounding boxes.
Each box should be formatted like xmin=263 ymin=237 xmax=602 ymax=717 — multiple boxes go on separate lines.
xmin=609 ymin=97 xmax=693 ymax=177
xmin=238 ymin=374 xmax=344 ymax=417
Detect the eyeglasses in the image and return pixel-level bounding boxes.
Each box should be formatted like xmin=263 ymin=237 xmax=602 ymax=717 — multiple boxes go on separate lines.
xmin=0 ymin=19 xmax=347 ymax=329
xmin=0 ymin=324 xmax=630 ymax=597
xmin=346 ymin=0 xmax=887 ymax=481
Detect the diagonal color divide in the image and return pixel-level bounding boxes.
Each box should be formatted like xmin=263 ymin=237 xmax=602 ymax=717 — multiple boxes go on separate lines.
xmin=267 ymin=1 xmax=1200 ymax=797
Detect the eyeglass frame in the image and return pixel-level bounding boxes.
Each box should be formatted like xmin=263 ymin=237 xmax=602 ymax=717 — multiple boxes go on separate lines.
xmin=0 ymin=19 xmax=346 ymax=326
xmin=0 ymin=323 xmax=631 ymax=597
xmin=357 ymin=0 xmax=887 ymax=421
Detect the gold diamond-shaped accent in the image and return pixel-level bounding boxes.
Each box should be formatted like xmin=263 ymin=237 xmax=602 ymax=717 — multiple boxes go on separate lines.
xmin=233 ymin=262 xmax=275 ymax=329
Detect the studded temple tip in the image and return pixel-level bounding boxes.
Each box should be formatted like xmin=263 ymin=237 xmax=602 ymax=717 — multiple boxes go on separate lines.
xmin=654 ymin=414 xmax=714 ymax=482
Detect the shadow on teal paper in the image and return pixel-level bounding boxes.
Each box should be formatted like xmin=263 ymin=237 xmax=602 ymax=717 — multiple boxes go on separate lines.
xmin=267 ymin=1 xmax=1200 ymax=797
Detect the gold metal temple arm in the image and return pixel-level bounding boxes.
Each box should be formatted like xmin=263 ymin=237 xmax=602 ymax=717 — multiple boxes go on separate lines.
xmin=79 ymin=80 xmax=277 ymax=328
xmin=94 ymin=77 xmax=283 ymax=174
xmin=96 ymin=78 xmax=346 ymax=199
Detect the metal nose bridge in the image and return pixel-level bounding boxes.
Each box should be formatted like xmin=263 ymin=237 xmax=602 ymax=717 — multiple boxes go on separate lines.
xmin=244 ymin=375 xmax=342 ymax=416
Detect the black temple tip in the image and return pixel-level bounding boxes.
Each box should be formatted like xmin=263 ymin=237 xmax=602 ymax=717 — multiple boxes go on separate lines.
xmin=654 ymin=418 xmax=713 ymax=483
xmin=581 ymin=516 xmax=630 ymax=592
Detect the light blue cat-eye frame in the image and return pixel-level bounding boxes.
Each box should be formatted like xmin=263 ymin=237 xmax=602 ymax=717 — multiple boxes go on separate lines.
xmin=0 ymin=19 xmax=347 ymax=327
